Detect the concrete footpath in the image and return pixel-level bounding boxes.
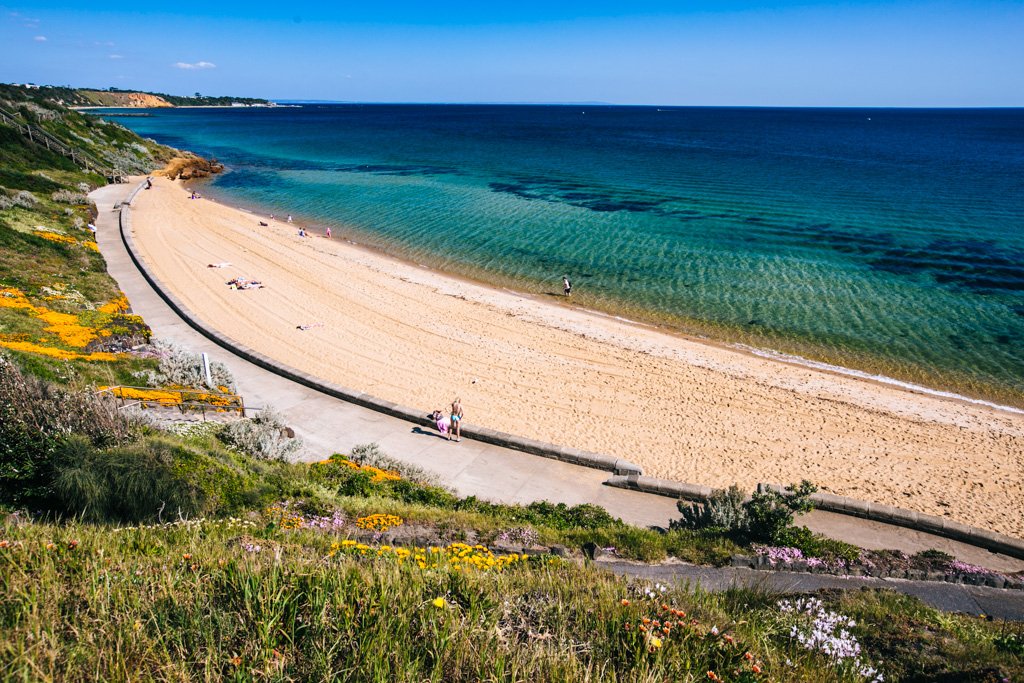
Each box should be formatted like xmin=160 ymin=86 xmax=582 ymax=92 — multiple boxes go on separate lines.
xmin=603 ymin=560 xmax=1024 ymax=619
xmin=91 ymin=181 xmax=1024 ymax=577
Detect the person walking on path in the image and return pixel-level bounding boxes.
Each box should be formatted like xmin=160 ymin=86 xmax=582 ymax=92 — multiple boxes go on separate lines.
xmin=563 ymin=275 xmax=572 ymax=297
xmin=449 ymin=398 xmax=464 ymax=442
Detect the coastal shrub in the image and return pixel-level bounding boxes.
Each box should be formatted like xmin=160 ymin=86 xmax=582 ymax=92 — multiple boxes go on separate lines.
xmin=137 ymin=341 xmax=236 ymax=391
xmin=0 ymin=356 xmax=142 ymax=506
xmin=219 ymin=406 xmax=301 ymax=461
xmin=745 ymin=480 xmax=817 ymax=544
xmin=52 ymin=435 xmax=205 ymax=522
xmin=669 ymin=480 xmax=818 ymax=546
xmin=13 ymin=190 xmax=38 ymax=208
xmin=672 ymin=485 xmax=748 ymax=533
xmin=348 ymin=442 xmax=438 ymax=485
xmin=51 ymin=189 xmax=87 ymax=204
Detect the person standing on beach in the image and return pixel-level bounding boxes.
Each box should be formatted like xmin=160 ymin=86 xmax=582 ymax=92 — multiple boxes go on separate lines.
xmin=325 ymin=226 xmax=332 ymax=238
xmin=563 ymin=275 xmax=572 ymax=297
xmin=449 ymin=398 xmax=464 ymax=442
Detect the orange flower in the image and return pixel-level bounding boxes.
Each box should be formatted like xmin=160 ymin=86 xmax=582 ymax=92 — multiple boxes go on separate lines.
xmin=67 ymin=540 xmax=79 ymax=549
xmin=182 ymin=553 xmax=192 ymax=560
xmin=620 ymin=599 xmax=630 ymax=606
xmin=707 ymin=672 xmax=719 ymax=681
xmin=744 ymin=652 xmax=753 ymax=660
xmin=752 ymin=664 xmax=762 ymax=674
xmin=229 ymin=656 xmax=242 ymax=667
xmin=642 ymin=618 xmax=651 ymax=625
xmin=661 ymin=604 xmax=670 ymax=611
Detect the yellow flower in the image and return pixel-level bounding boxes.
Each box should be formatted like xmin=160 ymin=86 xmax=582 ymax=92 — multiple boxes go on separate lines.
xmin=649 ymin=636 xmax=663 ymax=650
xmin=432 ymin=597 xmax=446 ymax=608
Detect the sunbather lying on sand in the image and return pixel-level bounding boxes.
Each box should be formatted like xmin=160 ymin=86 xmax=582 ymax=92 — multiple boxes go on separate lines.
xmin=207 ymin=262 xmax=231 ymax=268
xmin=296 ymin=323 xmax=324 ymax=331
xmin=226 ymin=277 xmax=264 ymax=290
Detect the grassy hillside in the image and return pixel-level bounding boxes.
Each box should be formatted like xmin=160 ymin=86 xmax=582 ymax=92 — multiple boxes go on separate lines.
xmin=0 ymin=84 xmax=176 ymax=387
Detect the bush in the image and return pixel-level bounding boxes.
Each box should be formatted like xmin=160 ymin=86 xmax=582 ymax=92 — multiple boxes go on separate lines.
xmin=671 ymin=485 xmax=748 ymax=533
xmin=219 ymin=407 xmax=301 ymax=462
xmin=669 ymin=480 xmax=818 ymax=545
xmin=0 ymin=356 xmax=141 ymax=506
xmin=137 ymin=341 xmax=236 ymax=391
xmin=51 ymin=189 xmax=87 ymax=204
xmin=52 ymin=435 xmax=206 ymax=521
xmin=743 ymin=480 xmax=817 ymax=544
xmin=349 ymin=442 xmax=437 ymax=485
xmin=13 ymin=190 xmax=38 ymax=208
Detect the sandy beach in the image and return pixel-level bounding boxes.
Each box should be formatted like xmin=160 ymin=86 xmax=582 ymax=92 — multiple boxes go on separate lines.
xmin=127 ymin=176 xmax=1024 ymax=537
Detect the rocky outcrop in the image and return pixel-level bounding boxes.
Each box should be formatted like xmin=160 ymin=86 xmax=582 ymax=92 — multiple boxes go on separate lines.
xmin=158 ymin=154 xmax=225 ymax=180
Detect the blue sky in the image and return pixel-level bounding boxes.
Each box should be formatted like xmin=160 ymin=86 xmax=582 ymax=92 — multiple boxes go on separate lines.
xmin=2 ymin=1 xmax=1022 ymax=106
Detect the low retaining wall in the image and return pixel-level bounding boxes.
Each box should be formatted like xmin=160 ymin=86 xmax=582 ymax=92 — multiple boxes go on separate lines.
xmin=605 ymin=475 xmax=1024 ymax=561
xmin=117 ymin=186 xmax=640 ymax=477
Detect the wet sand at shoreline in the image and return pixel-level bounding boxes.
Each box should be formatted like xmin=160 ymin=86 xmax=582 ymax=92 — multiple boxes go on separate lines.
xmin=127 ymin=177 xmax=1024 ymax=537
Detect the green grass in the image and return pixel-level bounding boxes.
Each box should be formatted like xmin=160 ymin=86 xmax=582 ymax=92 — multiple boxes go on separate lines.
xmin=1 ymin=515 xmax=1020 ymax=682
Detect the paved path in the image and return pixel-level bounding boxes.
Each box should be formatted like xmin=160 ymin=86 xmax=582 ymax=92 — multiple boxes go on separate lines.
xmin=602 ymin=560 xmax=1024 ymax=620
xmin=92 ymin=181 xmax=1024 ymax=575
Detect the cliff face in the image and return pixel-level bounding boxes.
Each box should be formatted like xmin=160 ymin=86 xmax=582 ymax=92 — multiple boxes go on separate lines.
xmin=79 ymin=91 xmax=173 ymax=108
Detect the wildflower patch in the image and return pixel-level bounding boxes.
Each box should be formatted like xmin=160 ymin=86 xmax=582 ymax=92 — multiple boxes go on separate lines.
xmin=326 ymin=539 xmax=539 ymax=573
xmin=310 ymin=454 xmax=401 ymax=483
xmin=0 ymin=286 xmax=142 ymax=361
xmin=355 ymin=514 xmax=403 ymax=532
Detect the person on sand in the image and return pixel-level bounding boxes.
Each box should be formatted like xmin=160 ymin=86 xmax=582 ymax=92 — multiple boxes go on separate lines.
xmin=287 ymin=215 xmax=293 ymax=223
xmin=449 ymin=398 xmax=464 ymax=442
xmin=563 ymin=275 xmax=572 ymax=297
xmin=325 ymin=226 xmax=332 ymax=238
xmin=298 ymin=227 xmax=306 ymax=238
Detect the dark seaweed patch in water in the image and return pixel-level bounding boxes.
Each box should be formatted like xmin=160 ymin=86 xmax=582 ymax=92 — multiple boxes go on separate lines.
xmin=871 ymin=239 xmax=1024 ymax=294
xmin=489 ymin=175 xmax=671 ymax=214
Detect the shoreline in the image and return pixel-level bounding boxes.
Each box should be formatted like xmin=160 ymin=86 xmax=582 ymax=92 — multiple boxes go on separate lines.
xmin=192 ymin=176 xmax=1024 ymax=418
xmin=127 ymin=176 xmax=1024 ymax=536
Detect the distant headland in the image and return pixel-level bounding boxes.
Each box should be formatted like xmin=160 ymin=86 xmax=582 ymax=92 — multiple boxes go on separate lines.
xmin=6 ymin=82 xmax=273 ymax=108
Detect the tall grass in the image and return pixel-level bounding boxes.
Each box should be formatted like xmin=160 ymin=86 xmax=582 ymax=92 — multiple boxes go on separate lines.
xmin=1 ymin=517 xmax=1020 ymax=682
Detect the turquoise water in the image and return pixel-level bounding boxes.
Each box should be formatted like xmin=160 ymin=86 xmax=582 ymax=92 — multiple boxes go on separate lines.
xmin=104 ymin=105 xmax=1024 ymax=406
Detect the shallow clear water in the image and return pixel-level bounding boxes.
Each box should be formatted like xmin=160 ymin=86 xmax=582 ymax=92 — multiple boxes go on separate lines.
xmin=104 ymin=105 xmax=1024 ymax=405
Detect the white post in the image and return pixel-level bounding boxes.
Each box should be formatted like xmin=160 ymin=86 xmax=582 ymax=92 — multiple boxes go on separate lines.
xmin=202 ymin=352 xmax=214 ymax=388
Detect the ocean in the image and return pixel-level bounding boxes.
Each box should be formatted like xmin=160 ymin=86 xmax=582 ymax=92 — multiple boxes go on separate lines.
xmin=101 ymin=105 xmax=1024 ymax=407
